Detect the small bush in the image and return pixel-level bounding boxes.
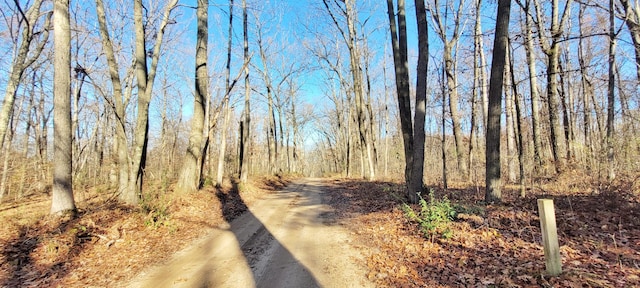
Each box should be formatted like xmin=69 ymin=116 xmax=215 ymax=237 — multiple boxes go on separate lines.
xmin=140 ymin=193 xmax=172 ymax=229
xmin=401 ymin=191 xmax=457 ymax=239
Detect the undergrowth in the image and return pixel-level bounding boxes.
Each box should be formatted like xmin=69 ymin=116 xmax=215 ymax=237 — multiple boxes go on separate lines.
xmin=140 ymin=192 xmax=173 ymax=230
xmin=401 ymin=191 xmax=457 ymax=239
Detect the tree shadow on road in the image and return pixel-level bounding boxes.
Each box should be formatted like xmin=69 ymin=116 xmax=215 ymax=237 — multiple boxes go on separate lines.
xmin=207 ymin=179 xmax=320 ymax=288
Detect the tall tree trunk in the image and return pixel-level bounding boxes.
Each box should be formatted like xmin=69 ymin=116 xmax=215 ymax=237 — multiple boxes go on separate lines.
xmin=257 ymin=26 xmax=278 ymax=174
xmin=382 ymin=53 xmax=390 ymax=178
xmin=577 ymin=5 xmax=592 ymax=163
xmin=341 ymin=0 xmax=374 ymax=180
xmin=440 ymin=67 xmax=448 ymax=190
xmin=508 ymin=40 xmax=527 ymax=197
xmin=518 ymin=0 xmax=544 ymax=169
xmin=362 ymin=48 xmax=379 ymax=173
xmin=95 ymin=0 xmax=130 ymax=197
xmin=239 ymin=0 xmax=251 ymax=183
xmin=429 ymin=0 xmax=468 ymax=180
xmin=505 ymin=47 xmax=517 ymax=184
xmin=607 ymin=0 xmax=617 ymax=180
xmin=443 ymin=47 xmax=468 ymax=180
xmin=216 ymin=0 xmax=234 ymax=186
xmin=126 ymin=0 xmax=177 ymax=204
xmin=177 ymin=0 xmax=208 ymax=193
xmin=470 ymin=0 xmax=485 ymax=178
xmin=386 ymin=0 xmax=414 ymax=196
xmin=51 ymin=0 xmax=76 ymax=216
xmin=409 ymin=0 xmax=428 ymax=202
xmin=290 ymin=84 xmax=300 ymax=173
xmin=558 ymin=52 xmax=575 ymax=162
xmin=486 ymin=0 xmax=511 ymax=203
xmin=545 ymin=37 xmax=566 ymax=173
xmin=533 ymin=0 xmax=573 ymax=173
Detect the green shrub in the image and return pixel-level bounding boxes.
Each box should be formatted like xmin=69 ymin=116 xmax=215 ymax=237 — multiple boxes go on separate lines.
xmin=401 ymin=191 xmax=457 ymax=239
xmin=140 ymin=193 xmax=172 ymax=229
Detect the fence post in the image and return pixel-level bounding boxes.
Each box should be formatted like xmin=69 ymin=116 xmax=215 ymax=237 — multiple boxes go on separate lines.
xmin=537 ymin=199 xmax=562 ymax=276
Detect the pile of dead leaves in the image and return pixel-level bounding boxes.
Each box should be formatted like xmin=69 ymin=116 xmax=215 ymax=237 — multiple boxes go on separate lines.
xmin=0 ymin=176 xmax=290 ymax=287
xmin=324 ymin=174 xmax=640 ymax=287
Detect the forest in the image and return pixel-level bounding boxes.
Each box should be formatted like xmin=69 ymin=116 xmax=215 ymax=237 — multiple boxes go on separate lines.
xmin=0 ymin=0 xmax=639 ymax=286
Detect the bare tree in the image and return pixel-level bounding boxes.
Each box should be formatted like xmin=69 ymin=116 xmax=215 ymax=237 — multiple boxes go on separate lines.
xmin=577 ymin=4 xmax=596 ymax=167
xmin=386 ymin=0 xmax=414 ymax=194
xmin=216 ymin=0 xmax=235 ymax=186
xmin=532 ymin=0 xmax=573 ymax=173
xmin=410 ymin=0 xmax=429 ymax=201
xmin=504 ymin=41 xmax=518 ymax=184
xmin=239 ymin=0 xmax=251 ymax=183
xmin=0 ymin=0 xmax=50 ymax=149
xmin=177 ymin=0 xmax=209 ymax=193
xmin=428 ymin=0 xmax=469 ymax=180
xmin=255 ymin=15 xmax=279 ymax=174
xmin=475 ymin=0 xmax=489 ymax=130
xmin=95 ymin=0 xmax=178 ymax=204
xmin=508 ymin=40 xmax=527 ymax=197
xmin=486 ymin=0 xmax=511 ymax=202
xmin=607 ymin=0 xmax=618 ymax=180
xmin=469 ymin=0 xmax=488 ymax=179
xmin=323 ymin=0 xmax=375 ymax=180
xmin=51 ymin=0 xmax=76 ymax=215
xmin=516 ymin=0 xmax=545 ymax=169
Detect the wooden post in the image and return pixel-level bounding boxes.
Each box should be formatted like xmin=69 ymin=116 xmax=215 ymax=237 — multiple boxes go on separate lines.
xmin=537 ymin=199 xmax=562 ymax=276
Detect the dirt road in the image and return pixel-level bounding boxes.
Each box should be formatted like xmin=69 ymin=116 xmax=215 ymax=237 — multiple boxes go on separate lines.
xmin=126 ymin=178 xmax=373 ymax=288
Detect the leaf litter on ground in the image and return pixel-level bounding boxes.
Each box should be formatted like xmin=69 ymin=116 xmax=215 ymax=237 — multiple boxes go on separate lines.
xmin=0 ymin=175 xmax=289 ymax=287
xmin=322 ymin=172 xmax=640 ymax=287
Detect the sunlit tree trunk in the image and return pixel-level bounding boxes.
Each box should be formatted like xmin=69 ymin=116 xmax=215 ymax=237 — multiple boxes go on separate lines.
xmin=256 ymin=24 xmax=278 ymax=174
xmin=125 ymin=0 xmax=177 ymax=204
xmin=289 ymin=82 xmax=300 ymax=173
xmin=0 ymin=92 xmax=28 ymax=200
xmin=95 ymin=0 xmax=129 ymax=195
xmin=216 ymin=0 xmax=234 ymax=186
xmin=473 ymin=0 xmax=489 ymax=131
xmin=177 ymin=0 xmax=208 ymax=193
xmin=323 ymin=0 xmax=375 ymax=180
xmin=239 ymin=0 xmax=251 ymax=183
xmin=51 ymin=0 xmax=76 ymax=216
xmin=345 ymin=0 xmax=374 ymax=180
xmin=533 ymin=0 xmax=573 ymax=173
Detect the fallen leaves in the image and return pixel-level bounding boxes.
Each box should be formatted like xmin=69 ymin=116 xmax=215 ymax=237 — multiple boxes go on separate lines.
xmin=323 ymin=175 xmax=640 ymax=287
xmin=0 ymin=176 xmax=289 ymax=287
